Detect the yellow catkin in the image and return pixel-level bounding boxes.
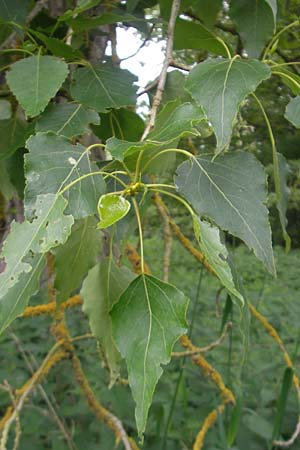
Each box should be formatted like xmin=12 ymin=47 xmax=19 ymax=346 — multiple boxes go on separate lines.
xmin=15 ymin=350 xmax=67 ymax=397
xmin=193 ymin=404 xmax=225 ymax=450
xmin=249 ymin=303 xmax=300 ymax=391
xmin=0 ymin=406 xmax=13 ymax=431
xmin=22 ymin=295 xmax=82 ymax=318
xmin=125 ymin=243 xmax=151 ymax=275
xmin=180 ymin=335 xmax=235 ymax=405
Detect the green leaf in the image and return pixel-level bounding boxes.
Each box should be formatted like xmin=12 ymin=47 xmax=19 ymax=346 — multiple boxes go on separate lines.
xmin=147 ymin=101 xmax=205 ymax=142
xmin=65 ymin=12 xmax=140 ymax=31
xmin=243 ymin=412 xmax=273 ymax=440
xmin=54 ymin=217 xmax=101 ymax=303
xmin=106 ymin=102 xmax=204 ymax=163
xmin=111 ymin=274 xmax=189 ymax=438
xmin=285 ymin=96 xmax=300 ymax=128
xmin=30 ymin=31 xmax=83 ymax=60
xmin=273 ymin=68 xmax=300 ymax=95
xmin=97 ymin=194 xmax=131 ymax=229
xmin=92 ymin=108 xmax=144 ymax=142
xmin=272 ymin=367 xmax=293 ymax=441
xmin=0 ymin=99 xmax=11 ymax=120
xmin=162 ymin=71 xmax=191 ymax=104
xmin=181 ymin=0 xmax=222 ymax=27
xmin=174 ymin=18 xmax=229 ymax=56
xmin=25 ymin=132 xmax=105 ymax=219
xmin=227 ymin=393 xmax=243 ymax=446
xmin=35 ymin=103 xmax=100 ymax=138
xmin=70 ymin=63 xmax=138 ymax=112
xmin=59 ymin=0 xmax=102 ymax=21
xmin=81 ymin=259 xmax=135 ymax=386
xmin=277 ymin=153 xmax=291 ymax=251
xmin=7 ymin=55 xmax=69 ymax=118
xmin=185 ymin=58 xmax=271 ymax=154
xmin=175 ymin=151 xmax=275 ymax=274
xmin=0 ymin=254 xmax=45 ymax=335
xmin=0 ymin=0 xmax=31 ymax=25
xmin=230 ymin=0 xmax=277 ymax=58
xmin=0 ymin=115 xmax=32 ymax=161
xmin=193 ymin=216 xmax=244 ymax=305
xmin=127 ymin=0 xmax=140 ymax=12
xmin=0 ymin=193 xmax=73 ymax=299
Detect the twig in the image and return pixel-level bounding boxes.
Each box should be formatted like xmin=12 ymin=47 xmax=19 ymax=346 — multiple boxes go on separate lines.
xmin=141 ymin=0 xmax=181 ymax=140
xmin=179 ymin=335 xmax=235 ymax=405
xmin=2 ymin=381 xmax=21 ymax=450
xmin=10 ymin=333 xmax=76 ymax=450
xmin=273 ymin=420 xmax=300 ymax=447
xmin=120 ymin=23 xmax=155 ymax=62
xmin=172 ymin=322 xmax=232 ymax=357
xmin=153 ymin=192 xmax=173 ymax=282
xmin=137 ymin=77 xmax=159 ymax=97
xmin=169 ymin=59 xmax=192 ymax=71
xmin=0 ymin=344 xmax=67 ymax=449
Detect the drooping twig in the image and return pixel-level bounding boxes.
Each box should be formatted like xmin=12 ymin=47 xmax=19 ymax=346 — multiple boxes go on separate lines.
xmin=273 ymin=420 xmax=300 ymax=448
xmin=2 ymin=381 xmax=21 ymax=450
xmin=51 ymin=312 xmax=138 ymax=450
xmin=193 ymin=404 xmax=225 ymax=450
xmin=169 ymin=59 xmax=192 ymax=71
xmin=22 ymin=295 xmax=82 ymax=318
xmin=10 ymin=332 xmax=76 ymax=450
xmin=172 ymin=322 xmax=232 ymax=357
xmin=0 ymin=343 xmax=68 ymax=448
xmin=141 ymin=0 xmax=181 ymax=140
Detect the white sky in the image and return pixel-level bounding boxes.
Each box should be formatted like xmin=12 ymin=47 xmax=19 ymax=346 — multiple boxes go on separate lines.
xmin=106 ymin=27 xmax=166 ymax=112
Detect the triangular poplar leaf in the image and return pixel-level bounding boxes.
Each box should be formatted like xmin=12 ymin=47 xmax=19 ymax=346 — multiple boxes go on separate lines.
xmin=92 ymin=108 xmax=144 ymax=142
xmin=284 ymin=96 xmax=300 ymax=128
xmin=97 ymin=194 xmax=131 ymax=229
xmin=0 ymin=115 xmax=32 ymax=161
xmin=147 ymin=101 xmax=205 ymax=143
xmin=6 ymin=55 xmax=68 ymax=117
xmin=0 ymin=193 xmax=73 ymax=299
xmin=25 ymin=132 xmax=105 ymax=219
xmin=230 ymin=0 xmax=276 ymax=58
xmin=277 ymin=153 xmax=291 ymax=251
xmin=111 ymin=274 xmax=189 ymax=438
xmin=0 ymin=254 xmax=45 ymax=335
xmin=36 ymin=103 xmax=100 ymax=138
xmin=175 ymin=151 xmax=275 ymax=275
xmin=193 ymin=216 xmax=244 ymax=305
xmin=81 ymin=259 xmax=135 ymax=386
xmin=54 ymin=217 xmax=102 ymax=303
xmin=174 ymin=18 xmax=229 ymax=56
xmin=105 ymin=102 xmax=205 ymax=165
xmin=185 ymin=58 xmax=271 ymax=154
xmin=30 ymin=30 xmax=83 ymax=60
xmin=70 ymin=63 xmax=138 ymax=112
